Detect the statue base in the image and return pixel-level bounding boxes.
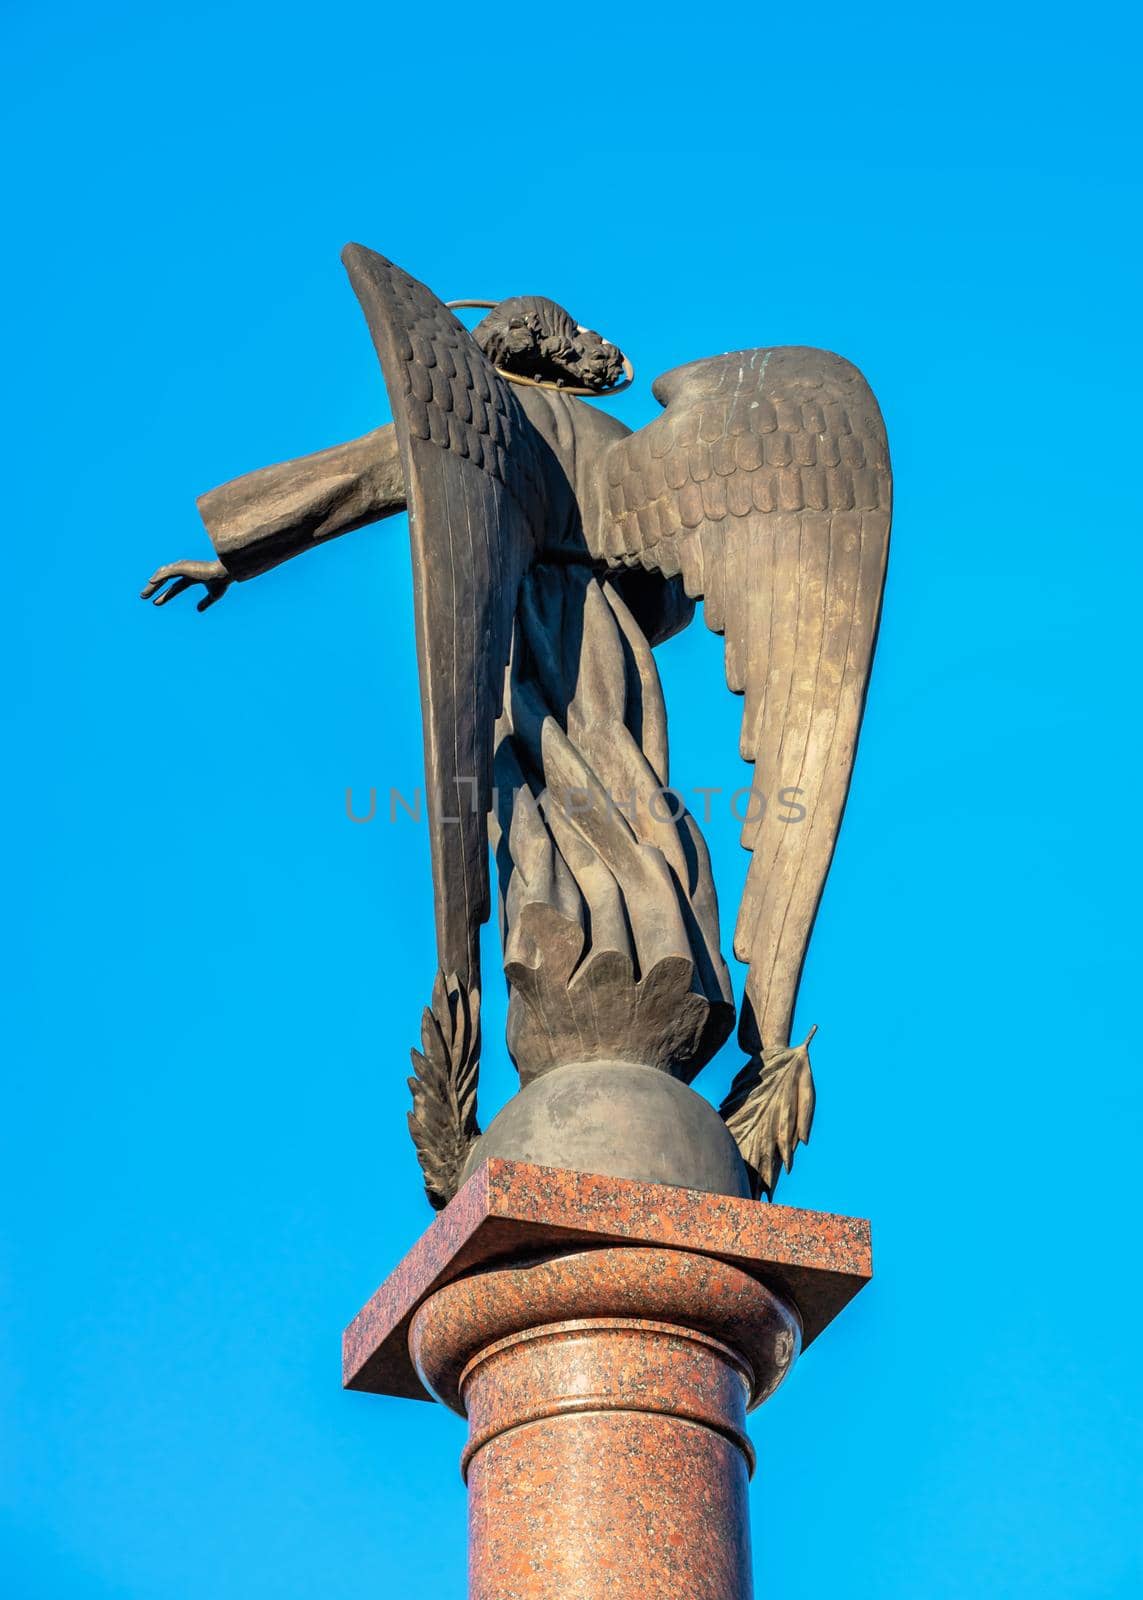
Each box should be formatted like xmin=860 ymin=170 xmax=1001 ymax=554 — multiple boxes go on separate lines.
xmin=344 ymin=1160 xmax=872 ymax=1598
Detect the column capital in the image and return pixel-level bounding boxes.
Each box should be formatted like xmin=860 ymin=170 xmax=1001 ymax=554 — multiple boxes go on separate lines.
xmin=343 ymin=1158 xmax=872 ymax=1401
xmin=410 ymin=1245 xmax=801 ymax=1425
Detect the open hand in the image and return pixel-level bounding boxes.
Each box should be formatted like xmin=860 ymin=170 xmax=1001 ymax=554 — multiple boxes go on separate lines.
xmin=140 ymin=559 xmax=232 ymax=613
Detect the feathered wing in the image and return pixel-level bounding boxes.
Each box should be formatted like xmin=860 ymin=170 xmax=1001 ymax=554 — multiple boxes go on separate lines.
xmin=342 ymin=246 xmax=548 ymax=996
xmin=588 ymin=347 xmax=891 ymax=1191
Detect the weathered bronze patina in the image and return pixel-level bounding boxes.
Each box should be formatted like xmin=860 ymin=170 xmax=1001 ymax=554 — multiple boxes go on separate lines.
xmin=142 ymin=246 xmax=891 ymax=1205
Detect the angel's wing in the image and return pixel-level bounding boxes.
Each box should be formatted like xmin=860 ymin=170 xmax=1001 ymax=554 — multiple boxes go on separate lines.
xmin=342 ymin=246 xmax=549 ymax=991
xmin=588 ymin=346 xmax=891 ymax=1059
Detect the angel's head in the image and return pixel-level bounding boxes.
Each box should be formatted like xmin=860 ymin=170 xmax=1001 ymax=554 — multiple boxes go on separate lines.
xmin=471 ymin=295 xmax=625 ymax=393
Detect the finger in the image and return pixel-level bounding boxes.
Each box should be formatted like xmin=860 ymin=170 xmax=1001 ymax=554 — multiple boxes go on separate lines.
xmin=152 ymin=576 xmax=194 ymax=607
xmin=142 ymin=560 xmax=217 ymax=599
xmin=196 ymin=584 xmax=228 ymax=613
xmin=141 ymin=563 xmax=185 ymax=597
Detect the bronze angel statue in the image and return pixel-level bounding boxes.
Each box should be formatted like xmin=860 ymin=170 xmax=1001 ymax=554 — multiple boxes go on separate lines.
xmin=143 ymin=247 xmax=891 ymax=1207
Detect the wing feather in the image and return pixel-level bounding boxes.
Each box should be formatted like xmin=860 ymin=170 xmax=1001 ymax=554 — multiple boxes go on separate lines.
xmin=341 ymin=246 xmax=546 ymax=989
xmin=589 ymin=347 xmax=891 ymax=1050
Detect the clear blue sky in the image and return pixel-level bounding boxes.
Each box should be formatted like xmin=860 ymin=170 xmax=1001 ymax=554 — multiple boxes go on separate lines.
xmin=2 ymin=1 xmax=1140 ymax=1595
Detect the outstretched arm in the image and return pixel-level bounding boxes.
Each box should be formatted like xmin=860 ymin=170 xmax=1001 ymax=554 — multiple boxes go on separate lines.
xmin=141 ymin=423 xmax=407 ymax=611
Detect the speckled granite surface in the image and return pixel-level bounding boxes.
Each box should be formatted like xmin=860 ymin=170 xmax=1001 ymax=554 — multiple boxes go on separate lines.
xmin=408 ymin=1246 xmax=801 ymax=1417
xmin=412 ymin=1246 xmax=776 ymax=1599
xmin=343 ymin=1159 xmax=871 ymax=1398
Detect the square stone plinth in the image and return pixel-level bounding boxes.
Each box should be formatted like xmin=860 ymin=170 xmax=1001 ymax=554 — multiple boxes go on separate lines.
xmin=344 ymin=1160 xmax=871 ymax=1400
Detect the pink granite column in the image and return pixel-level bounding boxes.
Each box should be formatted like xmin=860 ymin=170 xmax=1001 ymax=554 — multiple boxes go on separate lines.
xmin=410 ymin=1246 xmax=801 ymax=1600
